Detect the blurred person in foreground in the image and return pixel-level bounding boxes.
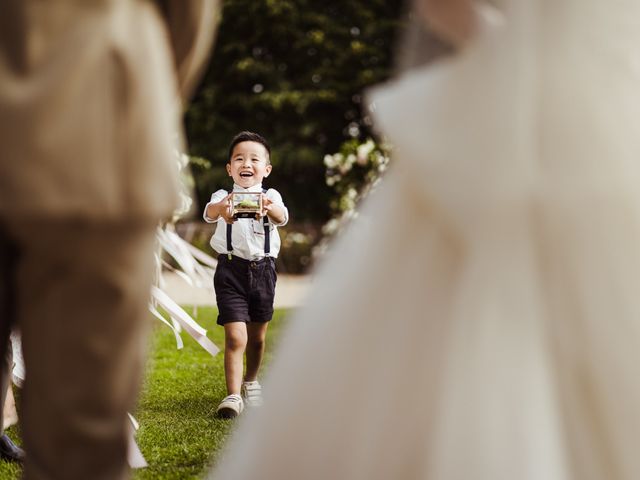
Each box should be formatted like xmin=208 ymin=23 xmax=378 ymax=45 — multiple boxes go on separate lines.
xmin=210 ymin=0 xmax=640 ymax=479
xmin=0 ymin=1 xmax=217 ymax=478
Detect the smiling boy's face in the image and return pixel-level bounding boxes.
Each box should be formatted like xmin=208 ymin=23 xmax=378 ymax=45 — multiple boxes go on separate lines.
xmin=226 ymin=140 xmax=272 ymax=189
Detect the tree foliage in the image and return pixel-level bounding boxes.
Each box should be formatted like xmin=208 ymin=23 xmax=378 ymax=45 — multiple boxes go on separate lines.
xmin=185 ymin=0 xmax=405 ymax=223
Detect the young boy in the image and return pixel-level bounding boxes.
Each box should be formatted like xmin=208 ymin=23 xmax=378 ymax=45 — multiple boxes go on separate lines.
xmin=203 ymin=131 xmax=288 ymax=418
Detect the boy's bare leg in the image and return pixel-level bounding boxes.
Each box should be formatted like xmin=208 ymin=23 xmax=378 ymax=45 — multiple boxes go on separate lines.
xmin=244 ymin=322 xmax=269 ymax=382
xmin=223 ymin=322 xmax=248 ymax=395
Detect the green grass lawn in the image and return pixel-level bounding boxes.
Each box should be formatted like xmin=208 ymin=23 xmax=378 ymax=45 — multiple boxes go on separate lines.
xmin=0 ymin=307 xmax=290 ymax=479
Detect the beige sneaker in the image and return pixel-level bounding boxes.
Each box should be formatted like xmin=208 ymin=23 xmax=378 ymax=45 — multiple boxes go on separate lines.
xmin=216 ymin=394 xmax=244 ymax=418
xmin=241 ymin=380 xmax=263 ymax=407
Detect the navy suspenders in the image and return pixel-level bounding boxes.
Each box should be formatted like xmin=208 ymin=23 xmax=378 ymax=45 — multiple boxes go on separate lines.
xmin=226 ymin=189 xmax=271 ymax=259
xmin=263 ymin=214 xmax=271 ymax=254
xmin=226 ymin=222 xmax=233 ymax=259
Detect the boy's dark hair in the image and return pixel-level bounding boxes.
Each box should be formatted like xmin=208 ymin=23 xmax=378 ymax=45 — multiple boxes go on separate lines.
xmin=227 ymin=131 xmax=271 ymax=163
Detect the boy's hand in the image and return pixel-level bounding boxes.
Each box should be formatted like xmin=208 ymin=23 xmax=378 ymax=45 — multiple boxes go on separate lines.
xmin=261 ymin=194 xmax=286 ymax=225
xmin=207 ymin=194 xmax=235 ymax=223
xmin=219 ymin=194 xmax=235 ymax=223
xmin=259 ymin=195 xmax=272 ymax=219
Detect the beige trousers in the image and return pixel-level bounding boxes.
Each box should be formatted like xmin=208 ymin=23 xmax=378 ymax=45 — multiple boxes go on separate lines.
xmin=0 ymin=219 xmax=157 ymax=480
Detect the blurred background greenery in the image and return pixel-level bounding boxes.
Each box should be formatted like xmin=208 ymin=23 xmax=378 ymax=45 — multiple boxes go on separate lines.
xmin=181 ymin=0 xmax=407 ymax=273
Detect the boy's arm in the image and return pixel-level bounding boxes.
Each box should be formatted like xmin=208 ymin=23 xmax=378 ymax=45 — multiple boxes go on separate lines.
xmin=262 ymin=190 xmax=288 ymax=226
xmin=263 ymin=201 xmax=286 ymax=225
xmin=203 ymin=192 xmax=235 ymax=223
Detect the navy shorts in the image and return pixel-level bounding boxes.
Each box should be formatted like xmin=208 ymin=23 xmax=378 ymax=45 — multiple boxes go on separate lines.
xmin=213 ymin=255 xmax=277 ymax=325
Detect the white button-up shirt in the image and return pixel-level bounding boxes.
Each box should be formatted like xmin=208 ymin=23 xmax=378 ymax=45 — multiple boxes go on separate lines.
xmin=203 ymin=183 xmax=289 ymax=260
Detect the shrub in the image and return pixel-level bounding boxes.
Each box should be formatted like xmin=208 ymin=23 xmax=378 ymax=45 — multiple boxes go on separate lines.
xmin=315 ymin=138 xmax=391 ymax=256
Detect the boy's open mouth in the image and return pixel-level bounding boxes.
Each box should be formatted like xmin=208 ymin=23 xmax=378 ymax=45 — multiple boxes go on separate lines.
xmin=240 ymin=172 xmax=254 ymax=177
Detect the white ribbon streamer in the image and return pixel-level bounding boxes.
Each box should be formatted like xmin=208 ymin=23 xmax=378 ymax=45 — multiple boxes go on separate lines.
xmin=151 ymin=286 xmax=220 ymax=357
xmin=127 ymin=413 xmax=147 ymax=469
xmin=149 ymin=305 xmax=184 ymax=350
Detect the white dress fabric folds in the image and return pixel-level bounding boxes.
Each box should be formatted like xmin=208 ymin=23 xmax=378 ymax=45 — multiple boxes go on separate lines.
xmin=210 ymin=1 xmax=640 ymax=479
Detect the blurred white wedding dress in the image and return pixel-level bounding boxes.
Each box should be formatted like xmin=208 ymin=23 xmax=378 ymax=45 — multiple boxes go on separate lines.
xmin=210 ymin=1 xmax=640 ymax=479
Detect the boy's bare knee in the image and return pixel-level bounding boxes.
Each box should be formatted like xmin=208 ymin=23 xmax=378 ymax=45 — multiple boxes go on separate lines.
xmin=225 ymin=336 xmax=246 ymax=351
xmin=225 ymin=325 xmax=248 ymax=351
xmin=247 ymin=337 xmax=265 ymax=352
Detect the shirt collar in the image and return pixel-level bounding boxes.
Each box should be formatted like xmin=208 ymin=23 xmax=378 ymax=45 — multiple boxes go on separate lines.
xmin=232 ymin=183 xmax=263 ymax=193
